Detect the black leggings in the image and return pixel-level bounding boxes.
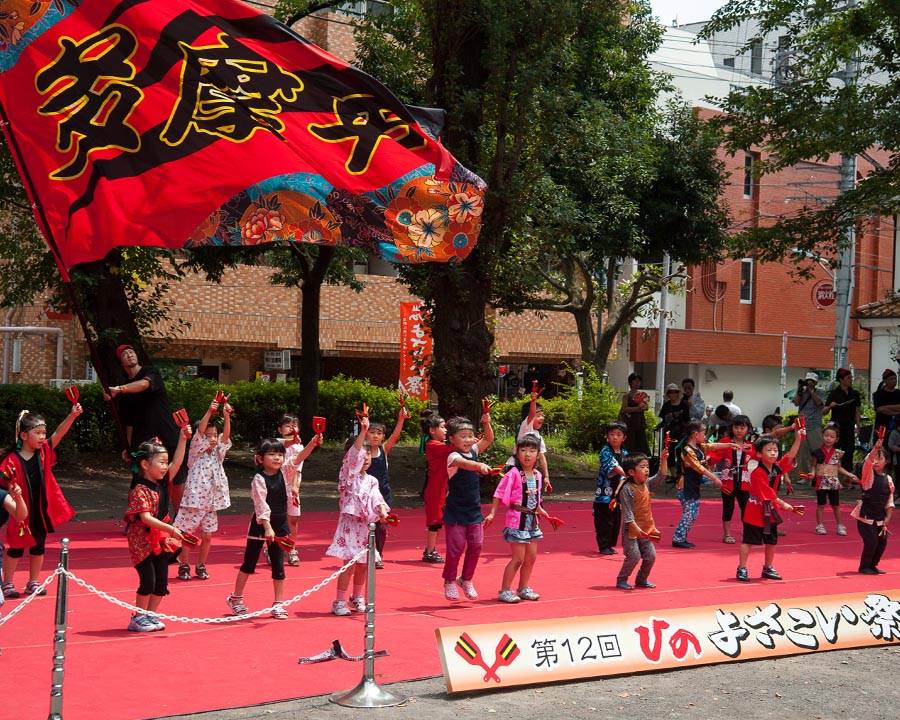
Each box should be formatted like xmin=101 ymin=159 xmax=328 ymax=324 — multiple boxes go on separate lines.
xmin=135 ymin=552 xmax=169 ymax=597
xmin=240 ymin=539 xmax=285 ymax=580
xmin=721 ymin=488 xmax=749 ymax=522
xmin=6 ymin=538 xmax=47 ymax=558
xmin=857 ymin=520 xmax=888 ymax=572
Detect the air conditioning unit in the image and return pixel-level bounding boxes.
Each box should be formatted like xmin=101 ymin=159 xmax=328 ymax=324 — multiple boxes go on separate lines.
xmin=264 ymin=349 xmax=291 ymax=371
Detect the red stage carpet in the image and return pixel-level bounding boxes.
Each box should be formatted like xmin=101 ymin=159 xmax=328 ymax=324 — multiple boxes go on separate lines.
xmin=4 ymin=498 xmax=896 ymax=719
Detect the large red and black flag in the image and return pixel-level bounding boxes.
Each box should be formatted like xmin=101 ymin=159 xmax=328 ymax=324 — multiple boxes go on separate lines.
xmin=0 ymin=0 xmax=486 ymax=275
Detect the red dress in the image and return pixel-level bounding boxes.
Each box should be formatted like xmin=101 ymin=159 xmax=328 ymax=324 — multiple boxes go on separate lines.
xmin=423 ymin=440 xmax=453 ymax=526
xmin=0 ymin=443 xmax=74 ymax=549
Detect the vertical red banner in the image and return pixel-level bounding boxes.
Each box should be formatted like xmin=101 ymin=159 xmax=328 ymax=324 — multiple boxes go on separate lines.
xmin=399 ymin=302 xmax=432 ymax=400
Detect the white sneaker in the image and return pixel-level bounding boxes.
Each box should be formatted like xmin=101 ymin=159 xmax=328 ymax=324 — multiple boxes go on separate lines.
xmin=349 ymin=595 xmax=366 ymax=612
xmin=815 ymin=524 xmax=826 ymax=535
xmin=444 ymin=582 xmax=460 ymax=601
xmin=498 ymin=589 xmax=520 ymax=603
xmin=332 ymin=600 xmax=351 ymax=616
xmin=836 ymin=524 xmax=847 ymax=536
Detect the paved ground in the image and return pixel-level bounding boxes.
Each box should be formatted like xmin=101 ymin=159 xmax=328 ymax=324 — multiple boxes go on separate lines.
xmin=161 ymin=645 xmax=900 ymax=719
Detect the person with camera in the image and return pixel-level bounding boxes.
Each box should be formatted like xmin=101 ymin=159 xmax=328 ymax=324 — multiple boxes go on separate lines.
xmin=792 ymin=371 xmax=825 ymax=478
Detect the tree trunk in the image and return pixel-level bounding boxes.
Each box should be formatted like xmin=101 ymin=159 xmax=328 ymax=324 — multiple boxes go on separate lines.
xmin=429 ymin=250 xmax=494 ymax=421
xmin=297 ymin=245 xmax=335 ymax=437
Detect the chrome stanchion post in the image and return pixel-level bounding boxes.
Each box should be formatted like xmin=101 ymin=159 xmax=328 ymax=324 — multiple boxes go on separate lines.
xmin=48 ymin=537 xmax=69 ymax=720
xmin=330 ymin=522 xmax=406 ymax=708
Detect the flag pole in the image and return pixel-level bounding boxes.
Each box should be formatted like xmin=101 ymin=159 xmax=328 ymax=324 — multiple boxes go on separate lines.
xmin=0 ymin=96 xmax=128 ymax=448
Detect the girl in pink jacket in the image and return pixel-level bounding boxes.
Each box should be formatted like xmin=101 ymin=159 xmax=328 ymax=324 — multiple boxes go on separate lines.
xmin=484 ymin=433 xmax=550 ymax=603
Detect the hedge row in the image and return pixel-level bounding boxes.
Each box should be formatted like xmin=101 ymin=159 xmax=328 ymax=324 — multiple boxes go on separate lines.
xmin=0 ymin=370 xmax=651 ymax=454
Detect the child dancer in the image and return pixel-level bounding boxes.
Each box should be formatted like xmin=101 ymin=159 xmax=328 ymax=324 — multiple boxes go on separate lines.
xmin=226 ymin=439 xmax=295 ymax=619
xmin=124 ymin=429 xmax=190 ymax=631
xmin=174 ymin=396 xmax=233 ymax=581
xmin=736 ymin=428 xmax=805 ymax=581
xmin=367 ymin=407 xmax=409 ymax=568
xmin=441 ymin=413 xmax=494 ymax=600
xmin=0 ymin=406 xmax=81 ymax=599
xmin=485 ymin=432 xmax=549 ymax=602
xmin=594 ymin=421 xmax=628 ymax=555
xmin=811 ymin=424 xmax=857 ymax=536
xmin=852 ymin=437 xmax=893 ymax=575
xmin=711 ymin=414 xmax=756 ymax=544
xmin=421 ymin=410 xmax=450 ymax=563
xmin=672 ymin=420 xmax=731 ymax=549
xmin=278 ymin=414 xmax=323 ymax=566
xmin=325 ymin=416 xmax=390 ymax=616
xmin=616 ymin=445 xmax=668 ymax=590
xmin=0 ymin=482 xmax=27 ymax=611
xmin=505 ymin=388 xmax=552 ymax=492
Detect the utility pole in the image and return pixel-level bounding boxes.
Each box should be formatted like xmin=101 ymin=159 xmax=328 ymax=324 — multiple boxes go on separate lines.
xmin=775 ymin=1 xmax=858 ymax=376
xmin=655 ymin=253 xmax=670 ymax=411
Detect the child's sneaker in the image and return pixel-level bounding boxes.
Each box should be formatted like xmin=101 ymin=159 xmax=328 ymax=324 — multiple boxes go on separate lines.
xmin=423 ymin=549 xmax=444 ymax=564
xmin=497 ymin=589 xmax=520 ymax=603
xmin=177 ymin=563 xmax=191 ymax=581
xmin=761 ymin=565 xmax=783 ymax=580
xmin=127 ymin=614 xmax=156 ymax=632
xmin=271 ymin=603 xmax=288 ymax=620
xmin=226 ymin=594 xmax=248 ymax=615
xmin=349 ymin=595 xmax=366 ymax=612
xmin=288 ymin=549 xmax=300 ymax=566
xmin=815 ymin=524 xmax=826 ymax=535
xmin=332 ymin=600 xmax=351 ymax=616
xmin=1 ymin=582 xmax=19 ymax=599
xmin=24 ymin=579 xmax=47 ymax=596
xmin=517 ymin=586 xmax=540 ymax=601
xmin=195 ymin=564 xmax=209 ymax=580
xmin=836 ymin=524 xmax=847 ymax=536
xmin=736 ymin=566 xmax=749 ymax=582
xmin=457 ymin=578 xmax=478 ymax=600
xmin=444 ymin=582 xmax=460 ymax=601
xmin=147 ymin=615 xmax=166 ymax=631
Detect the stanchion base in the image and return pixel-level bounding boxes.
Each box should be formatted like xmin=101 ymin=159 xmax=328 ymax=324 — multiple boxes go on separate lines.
xmin=329 ymin=678 xmax=407 ymax=708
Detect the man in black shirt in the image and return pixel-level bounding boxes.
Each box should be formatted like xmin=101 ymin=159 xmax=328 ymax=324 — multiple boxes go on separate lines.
xmin=873 ymin=368 xmax=900 ymax=438
xmin=109 ymin=344 xmax=186 ymax=511
xmin=825 ymin=367 xmax=861 ymax=473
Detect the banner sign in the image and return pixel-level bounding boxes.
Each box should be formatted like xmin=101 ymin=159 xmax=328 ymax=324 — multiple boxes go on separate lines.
xmin=399 ymin=301 xmax=431 ymax=400
xmin=0 ymin=0 xmax=485 ymax=273
xmin=436 ymin=590 xmax=900 ymax=693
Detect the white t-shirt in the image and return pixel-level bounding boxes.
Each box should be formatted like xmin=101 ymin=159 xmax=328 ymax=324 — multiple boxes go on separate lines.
xmin=506 ymin=418 xmax=547 ymax=465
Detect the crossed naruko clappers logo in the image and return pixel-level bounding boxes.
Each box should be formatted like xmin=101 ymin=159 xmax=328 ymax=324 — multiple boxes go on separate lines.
xmin=454 ymin=632 xmax=520 ymax=682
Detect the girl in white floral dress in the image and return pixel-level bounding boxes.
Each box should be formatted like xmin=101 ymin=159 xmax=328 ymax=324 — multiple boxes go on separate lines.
xmin=174 ymin=396 xmax=232 ymax=580
xmin=325 ymin=416 xmax=389 ymax=616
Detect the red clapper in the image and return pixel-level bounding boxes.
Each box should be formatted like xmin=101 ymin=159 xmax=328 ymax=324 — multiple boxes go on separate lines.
xmin=312 ymin=416 xmax=326 ymax=434
xmin=796 ymin=416 xmax=806 ymax=430
xmin=181 ymin=532 xmax=200 ymax=547
xmin=454 ymin=633 xmax=501 ymax=682
xmin=483 ymin=634 xmax=520 ymax=682
xmin=386 ymin=512 xmax=400 ymax=525
xmin=355 ymin=404 xmax=369 ymax=423
xmin=396 ymin=388 xmax=406 ymax=407
xmin=172 ymin=409 xmax=190 ymax=428
xmin=877 ymin=425 xmax=886 ymax=441
xmin=481 ymin=397 xmax=495 ymax=414
xmin=791 ymin=504 xmax=806 ymax=516
xmin=64 ymin=385 xmax=80 ymax=404
xmin=531 ymin=379 xmax=545 ymax=397
xmin=547 ymin=516 xmax=564 ymax=531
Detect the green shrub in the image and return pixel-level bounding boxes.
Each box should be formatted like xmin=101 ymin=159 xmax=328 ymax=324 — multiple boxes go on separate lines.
xmin=562 ymin=368 xmax=623 ymax=452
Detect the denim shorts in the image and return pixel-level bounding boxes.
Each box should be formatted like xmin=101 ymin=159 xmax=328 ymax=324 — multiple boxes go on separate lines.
xmin=503 ymin=527 xmax=544 ymax=544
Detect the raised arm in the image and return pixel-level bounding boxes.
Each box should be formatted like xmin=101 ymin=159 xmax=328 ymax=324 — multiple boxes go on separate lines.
xmin=383 ymin=406 xmax=409 ymax=454
xmin=475 ymin=412 xmax=494 ymax=453
xmin=50 ymin=402 xmax=83 ymax=449
xmin=221 ymin=401 xmax=233 ymax=445
xmin=168 ymin=425 xmax=192 ymax=480
xmin=197 ymin=400 xmax=216 ymax=438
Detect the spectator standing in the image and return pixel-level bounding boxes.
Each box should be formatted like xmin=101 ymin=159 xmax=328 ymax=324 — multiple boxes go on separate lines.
xmin=825 ymin=368 xmax=861 ymax=474
xmin=873 ymin=368 xmax=900 ymax=436
xmin=722 ymin=390 xmax=742 ymax=417
xmin=619 ymin=373 xmax=650 ymax=455
xmin=792 ymin=371 xmax=826 ymax=477
xmin=682 ymin=378 xmax=706 ymax=421
xmin=658 ymin=384 xmax=691 ymax=480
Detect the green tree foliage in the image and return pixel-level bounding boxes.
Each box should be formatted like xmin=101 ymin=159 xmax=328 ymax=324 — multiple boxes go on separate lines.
xmin=701 ymin=0 xmax=900 ymax=267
